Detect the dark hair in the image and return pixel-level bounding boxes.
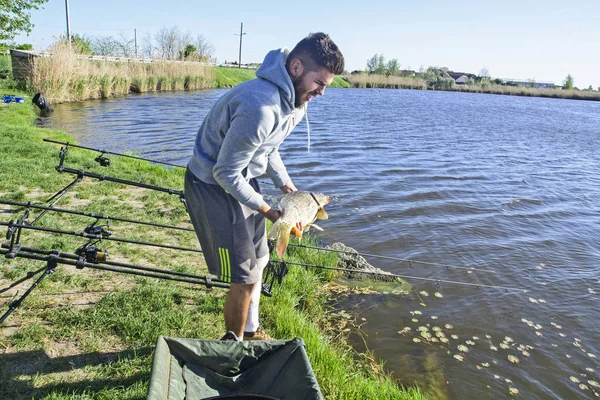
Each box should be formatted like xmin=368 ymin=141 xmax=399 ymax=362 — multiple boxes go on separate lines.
xmin=287 ymin=32 xmax=345 ymax=75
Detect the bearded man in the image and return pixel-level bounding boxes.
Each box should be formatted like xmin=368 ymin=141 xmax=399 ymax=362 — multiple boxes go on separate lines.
xmin=185 ymin=32 xmax=344 ymax=341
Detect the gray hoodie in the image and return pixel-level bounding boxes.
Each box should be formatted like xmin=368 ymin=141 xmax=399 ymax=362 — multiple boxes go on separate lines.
xmin=187 ymin=48 xmax=306 ymax=210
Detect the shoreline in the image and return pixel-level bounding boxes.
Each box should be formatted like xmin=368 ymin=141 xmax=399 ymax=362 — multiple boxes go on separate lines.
xmin=0 ymin=98 xmax=424 ymax=399
xmin=5 ymin=49 xmax=596 ymax=103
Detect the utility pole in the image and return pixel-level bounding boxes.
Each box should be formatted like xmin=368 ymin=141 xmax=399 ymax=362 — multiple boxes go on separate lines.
xmin=134 ymin=28 xmax=138 ymax=58
xmin=65 ymin=0 xmax=71 ymax=44
xmin=234 ymin=22 xmax=246 ymax=68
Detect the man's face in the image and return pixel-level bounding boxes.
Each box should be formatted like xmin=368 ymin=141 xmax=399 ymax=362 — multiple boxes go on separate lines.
xmin=292 ymin=66 xmax=335 ymax=108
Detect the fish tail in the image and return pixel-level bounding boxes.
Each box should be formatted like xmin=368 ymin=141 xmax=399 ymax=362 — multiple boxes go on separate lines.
xmin=269 ymin=221 xmax=291 ymax=258
xmin=276 ymin=229 xmax=291 ymax=258
xmin=273 ymin=223 xmax=291 ymax=258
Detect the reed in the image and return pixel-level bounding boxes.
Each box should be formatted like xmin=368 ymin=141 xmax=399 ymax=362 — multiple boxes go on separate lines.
xmin=452 ymin=83 xmax=600 ymax=100
xmin=346 ymin=73 xmax=428 ymax=90
xmin=30 ymin=44 xmax=215 ymax=102
xmin=347 ymin=72 xmax=600 ymax=101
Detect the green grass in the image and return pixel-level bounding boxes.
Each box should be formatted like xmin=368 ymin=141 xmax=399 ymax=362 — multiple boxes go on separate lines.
xmin=0 ymin=86 xmax=424 ymax=399
xmin=213 ymin=67 xmax=352 ymax=89
xmin=213 ymin=67 xmax=257 ymax=88
xmin=330 ymin=76 xmax=352 ymax=88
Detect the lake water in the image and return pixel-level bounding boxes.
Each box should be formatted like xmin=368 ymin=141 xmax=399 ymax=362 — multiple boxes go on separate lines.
xmin=42 ymin=88 xmax=600 ymax=399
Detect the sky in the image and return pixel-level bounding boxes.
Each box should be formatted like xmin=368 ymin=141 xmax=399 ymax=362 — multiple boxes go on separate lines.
xmin=14 ymin=0 xmax=600 ymax=89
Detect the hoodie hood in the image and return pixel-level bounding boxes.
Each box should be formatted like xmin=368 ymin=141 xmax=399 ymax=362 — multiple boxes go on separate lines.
xmin=256 ymin=48 xmax=295 ymax=114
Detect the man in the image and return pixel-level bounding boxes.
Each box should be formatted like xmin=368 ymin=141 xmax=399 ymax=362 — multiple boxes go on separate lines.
xmin=185 ymin=32 xmax=344 ymax=340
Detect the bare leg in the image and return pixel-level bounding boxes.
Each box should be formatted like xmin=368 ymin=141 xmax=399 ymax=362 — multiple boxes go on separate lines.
xmin=224 ymin=282 xmax=257 ymax=339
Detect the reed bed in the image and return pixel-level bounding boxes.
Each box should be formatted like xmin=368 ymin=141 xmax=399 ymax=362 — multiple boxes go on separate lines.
xmin=346 ymin=73 xmax=427 ymax=90
xmin=346 ymin=72 xmax=600 ymax=101
xmin=452 ymin=84 xmax=600 ymax=101
xmin=30 ymin=44 xmax=215 ymax=103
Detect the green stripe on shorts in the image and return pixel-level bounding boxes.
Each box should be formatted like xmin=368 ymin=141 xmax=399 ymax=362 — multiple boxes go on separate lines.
xmin=219 ymin=247 xmax=231 ymax=283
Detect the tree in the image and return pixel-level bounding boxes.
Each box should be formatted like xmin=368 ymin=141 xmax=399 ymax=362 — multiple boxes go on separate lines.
xmin=386 ymin=59 xmax=400 ymax=76
xmin=91 ymin=36 xmax=121 ymax=56
xmin=71 ymin=33 xmax=92 ymax=54
xmin=0 ymin=0 xmax=48 ymax=43
xmin=155 ymin=26 xmax=180 ymax=60
xmin=479 ymin=66 xmax=490 ymax=79
xmin=366 ymin=54 xmax=379 ymax=73
xmin=181 ymin=44 xmax=196 ymax=59
xmin=422 ymin=66 xmax=454 ymax=90
xmin=375 ymin=54 xmax=386 ymax=75
xmin=195 ymin=34 xmax=215 ymax=62
xmin=140 ymin=31 xmax=155 ymax=59
xmin=115 ymin=31 xmax=135 ymax=57
xmin=563 ymin=74 xmax=574 ymax=90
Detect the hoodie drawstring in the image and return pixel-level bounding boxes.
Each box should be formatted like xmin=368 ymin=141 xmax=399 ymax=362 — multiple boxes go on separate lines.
xmin=305 ymin=103 xmax=311 ymax=153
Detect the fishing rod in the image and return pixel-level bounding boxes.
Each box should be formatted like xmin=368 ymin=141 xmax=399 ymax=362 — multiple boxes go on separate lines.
xmin=1 ymin=221 xmax=202 ymax=254
xmin=0 ymin=245 xmax=229 ymax=324
xmin=44 ymin=138 xmax=280 ymax=189
xmin=43 ymin=138 xmax=186 ymax=169
xmin=283 ymin=242 xmax=496 ymax=273
xmin=1 ymin=244 xmax=215 ymax=283
xmin=0 ymin=199 xmax=194 ymax=232
xmin=270 ymin=259 xmax=527 ymax=293
xmin=55 ymin=165 xmax=185 ymax=199
xmin=48 ymin=143 xmax=185 ymax=200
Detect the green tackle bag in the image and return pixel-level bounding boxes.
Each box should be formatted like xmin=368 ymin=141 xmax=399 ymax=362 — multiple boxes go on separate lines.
xmin=147 ymin=336 xmax=323 ymax=400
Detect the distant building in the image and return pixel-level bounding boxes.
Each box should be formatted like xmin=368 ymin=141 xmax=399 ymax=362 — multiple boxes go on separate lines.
xmin=503 ymin=79 xmax=556 ymax=89
xmin=399 ymin=69 xmax=416 ymax=77
xmin=441 ymin=70 xmax=473 ymax=85
xmin=454 ymin=75 xmax=469 ymax=84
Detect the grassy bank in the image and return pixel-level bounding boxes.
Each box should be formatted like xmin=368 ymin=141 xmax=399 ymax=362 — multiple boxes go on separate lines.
xmin=0 ymin=95 xmax=423 ymax=399
xmin=214 ymin=67 xmax=351 ymax=89
xmin=344 ymin=72 xmax=600 ymax=100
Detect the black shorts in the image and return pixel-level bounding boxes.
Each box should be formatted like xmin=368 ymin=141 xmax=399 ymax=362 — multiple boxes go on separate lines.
xmin=184 ymin=169 xmax=269 ymax=284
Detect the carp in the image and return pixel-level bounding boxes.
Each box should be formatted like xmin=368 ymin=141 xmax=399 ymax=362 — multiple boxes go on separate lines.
xmin=268 ymin=191 xmax=329 ymax=258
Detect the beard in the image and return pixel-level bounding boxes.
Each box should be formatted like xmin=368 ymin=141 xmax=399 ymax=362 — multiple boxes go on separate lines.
xmin=292 ymin=74 xmax=312 ymax=108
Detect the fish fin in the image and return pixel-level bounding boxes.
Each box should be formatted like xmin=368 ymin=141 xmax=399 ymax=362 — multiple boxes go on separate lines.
xmin=316 ymin=209 xmax=328 ymax=220
xmin=276 ymin=229 xmax=291 ymax=258
xmin=311 ymin=223 xmax=324 ymax=231
xmin=291 ymin=226 xmax=303 ymax=239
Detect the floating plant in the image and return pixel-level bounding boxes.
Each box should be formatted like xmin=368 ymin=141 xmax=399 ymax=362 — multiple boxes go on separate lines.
xmin=507 ymin=355 xmax=519 ymax=364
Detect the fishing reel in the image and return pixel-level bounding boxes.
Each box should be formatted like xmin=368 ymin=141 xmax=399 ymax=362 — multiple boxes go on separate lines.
xmin=75 ymin=243 xmax=108 ymax=265
xmin=84 ymin=219 xmax=111 ymax=238
xmin=94 ymin=153 xmax=111 ymax=167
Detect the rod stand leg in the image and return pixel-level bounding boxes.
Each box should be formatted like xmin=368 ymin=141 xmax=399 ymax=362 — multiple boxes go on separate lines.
xmin=0 ymin=253 xmax=58 ymax=324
